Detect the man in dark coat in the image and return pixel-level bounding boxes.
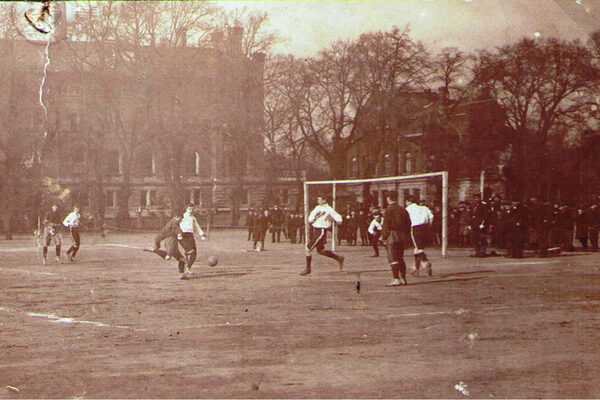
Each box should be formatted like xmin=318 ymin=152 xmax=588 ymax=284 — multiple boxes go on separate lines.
xmin=270 ymin=205 xmax=284 ymax=243
xmin=588 ymin=203 xmax=600 ymax=252
xmin=381 ymin=191 xmax=412 ymax=287
xmin=505 ymin=201 xmax=526 ymax=258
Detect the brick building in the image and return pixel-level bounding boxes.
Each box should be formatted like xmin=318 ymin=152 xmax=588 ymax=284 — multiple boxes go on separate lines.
xmin=0 ymin=26 xmax=300 ymax=230
xmin=345 ymin=88 xmax=506 ymax=208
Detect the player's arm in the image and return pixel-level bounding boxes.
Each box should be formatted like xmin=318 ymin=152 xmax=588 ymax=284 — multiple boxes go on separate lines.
xmin=368 ymin=220 xmax=376 ymax=235
xmin=193 ymin=217 xmax=206 ymax=239
xmin=62 ymin=213 xmax=73 ymax=228
xmin=307 ymin=207 xmax=320 ymax=224
xmin=381 ymin=211 xmax=390 ymax=241
xmin=329 ymin=207 xmax=343 ymax=225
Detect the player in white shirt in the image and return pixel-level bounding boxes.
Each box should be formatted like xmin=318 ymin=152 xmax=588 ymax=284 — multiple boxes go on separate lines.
xmin=405 ymin=197 xmax=434 ymax=276
xmin=63 ymin=206 xmax=81 ymax=262
xmin=367 ymin=213 xmax=383 ymax=257
xmin=179 ymin=203 xmax=206 ymax=279
xmin=300 ymin=196 xmax=344 ymax=276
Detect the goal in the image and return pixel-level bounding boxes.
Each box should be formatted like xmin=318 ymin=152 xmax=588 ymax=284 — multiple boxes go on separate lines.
xmin=303 ymin=171 xmax=449 ymax=257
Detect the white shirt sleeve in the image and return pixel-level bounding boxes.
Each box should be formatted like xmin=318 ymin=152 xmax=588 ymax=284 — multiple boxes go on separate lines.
xmin=193 ymin=217 xmax=204 ymax=236
xmin=425 ymin=206 xmax=434 ymax=224
xmin=63 ymin=213 xmax=74 ymax=227
xmin=328 ymin=206 xmax=343 ymax=225
xmin=368 ymin=220 xmax=376 ymax=235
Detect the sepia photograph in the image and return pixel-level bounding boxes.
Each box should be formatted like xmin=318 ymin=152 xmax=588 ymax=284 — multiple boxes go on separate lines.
xmin=1 ymin=0 xmax=600 ymax=398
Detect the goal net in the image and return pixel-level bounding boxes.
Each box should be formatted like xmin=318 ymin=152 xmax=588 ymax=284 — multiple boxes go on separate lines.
xmin=303 ymin=172 xmax=449 ymax=257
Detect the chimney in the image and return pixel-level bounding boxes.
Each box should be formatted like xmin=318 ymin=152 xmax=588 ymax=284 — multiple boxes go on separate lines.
xmin=211 ymin=30 xmax=224 ymax=49
xmin=227 ymin=26 xmax=244 ymax=51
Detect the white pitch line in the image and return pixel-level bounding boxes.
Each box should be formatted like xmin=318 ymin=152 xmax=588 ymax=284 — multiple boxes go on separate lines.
xmin=101 ymin=243 xmax=146 ymax=250
xmin=374 ymin=300 xmax=600 ymax=320
xmin=0 ymin=268 xmax=57 ymax=276
xmin=1 ymin=306 xmax=243 ymax=332
xmin=185 ymin=322 xmax=243 ymax=328
xmin=0 ymin=247 xmax=39 ymax=253
xmin=26 ymin=312 xmax=118 ymax=328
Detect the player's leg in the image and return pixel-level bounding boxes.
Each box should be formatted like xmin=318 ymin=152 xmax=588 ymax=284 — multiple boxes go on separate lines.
xmin=69 ymin=228 xmax=81 ymax=259
xmin=180 ymin=233 xmax=197 ymax=274
xmin=41 ymin=227 xmax=51 ymax=265
xmin=300 ymin=229 xmax=323 ymax=275
xmin=315 ymin=230 xmax=344 ymax=270
xmin=417 ymin=226 xmax=432 ymax=276
xmin=53 ymin=233 xmax=62 ymax=262
xmin=164 ymin=237 xmax=186 ymax=275
xmin=385 ymin=239 xmax=406 ymax=286
xmin=370 ymin=232 xmax=379 ymax=257
xmin=65 ymin=228 xmax=77 ymax=260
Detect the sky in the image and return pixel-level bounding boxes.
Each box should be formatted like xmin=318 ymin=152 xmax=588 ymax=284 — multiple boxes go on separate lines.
xmin=212 ymin=0 xmax=600 ymax=56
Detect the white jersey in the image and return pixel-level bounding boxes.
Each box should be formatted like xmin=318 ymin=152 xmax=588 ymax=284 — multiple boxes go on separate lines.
xmin=368 ymin=218 xmax=383 ymax=235
xmin=63 ymin=211 xmax=80 ymax=228
xmin=308 ymin=203 xmax=342 ymax=229
xmin=406 ymin=203 xmax=434 ymax=227
xmin=180 ymin=212 xmax=204 ymax=235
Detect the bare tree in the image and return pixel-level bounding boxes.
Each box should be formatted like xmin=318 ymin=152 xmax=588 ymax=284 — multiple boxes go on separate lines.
xmin=293 ymin=27 xmax=428 ymax=180
xmin=262 ymin=54 xmax=311 ymax=208
xmin=427 ymin=47 xmax=473 ymax=175
xmin=473 ymin=37 xmax=600 ymax=200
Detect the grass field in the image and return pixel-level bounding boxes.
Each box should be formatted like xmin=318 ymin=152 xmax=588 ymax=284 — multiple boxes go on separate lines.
xmin=1 ymin=230 xmax=599 ymax=398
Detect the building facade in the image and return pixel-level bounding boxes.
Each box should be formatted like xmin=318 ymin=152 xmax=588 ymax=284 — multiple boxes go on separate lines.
xmin=344 ymin=88 xmax=506 ymax=208
xmin=0 ymin=27 xmax=300 ymax=230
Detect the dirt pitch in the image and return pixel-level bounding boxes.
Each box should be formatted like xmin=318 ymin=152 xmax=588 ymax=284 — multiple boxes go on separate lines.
xmin=1 ymin=230 xmax=599 ymax=399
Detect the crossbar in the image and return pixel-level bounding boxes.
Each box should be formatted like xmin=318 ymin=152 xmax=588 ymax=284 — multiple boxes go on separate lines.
xmin=305 ymin=172 xmax=447 ymax=186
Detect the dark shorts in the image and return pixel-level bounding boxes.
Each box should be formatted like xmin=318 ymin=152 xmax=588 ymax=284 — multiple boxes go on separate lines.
xmin=411 ymin=224 xmax=429 ymax=250
xmin=43 ymin=226 xmax=61 ymax=246
xmin=68 ymin=227 xmax=80 ymax=247
xmin=307 ymin=228 xmax=328 ymax=252
xmin=179 ymin=233 xmax=196 ymax=253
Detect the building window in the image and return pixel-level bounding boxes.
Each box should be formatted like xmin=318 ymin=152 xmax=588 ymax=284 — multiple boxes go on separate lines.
xmin=193 ymin=189 xmax=202 ymax=206
xmin=413 ymin=188 xmax=421 ymax=202
xmin=140 ymin=190 xmax=149 ymax=208
xmin=184 ymin=150 xmax=197 ymax=175
xmin=139 ymin=190 xmax=158 ymax=208
xmin=201 ymin=190 xmax=212 ymax=207
xmin=405 ymin=152 xmax=413 ymax=174
xmin=403 ymin=189 xmax=410 ymax=203
xmin=105 ymin=190 xmax=117 ymax=207
xmin=362 ymin=156 xmax=369 ymax=177
xmin=183 ymin=190 xmax=193 ymax=205
xmin=350 ymin=156 xmax=358 ymax=178
xmin=137 ymin=150 xmax=153 ymax=176
xmin=383 ymin=153 xmax=391 ymax=176
xmin=195 ymin=152 xmax=201 ymax=175
xmin=106 ymin=150 xmax=120 ymax=175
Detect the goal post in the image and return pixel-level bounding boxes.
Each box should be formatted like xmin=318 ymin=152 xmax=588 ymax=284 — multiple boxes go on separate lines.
xmin=303 ymin=171 xmax=449 ymax=257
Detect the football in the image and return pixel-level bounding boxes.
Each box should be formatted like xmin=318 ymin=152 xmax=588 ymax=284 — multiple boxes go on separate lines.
xmin=207 ymin=255 xmax=218 ymax=267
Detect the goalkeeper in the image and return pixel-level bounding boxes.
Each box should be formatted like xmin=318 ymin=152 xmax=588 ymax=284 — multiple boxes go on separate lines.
xmin=41 ymin=204 xmax=62 ymax=265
